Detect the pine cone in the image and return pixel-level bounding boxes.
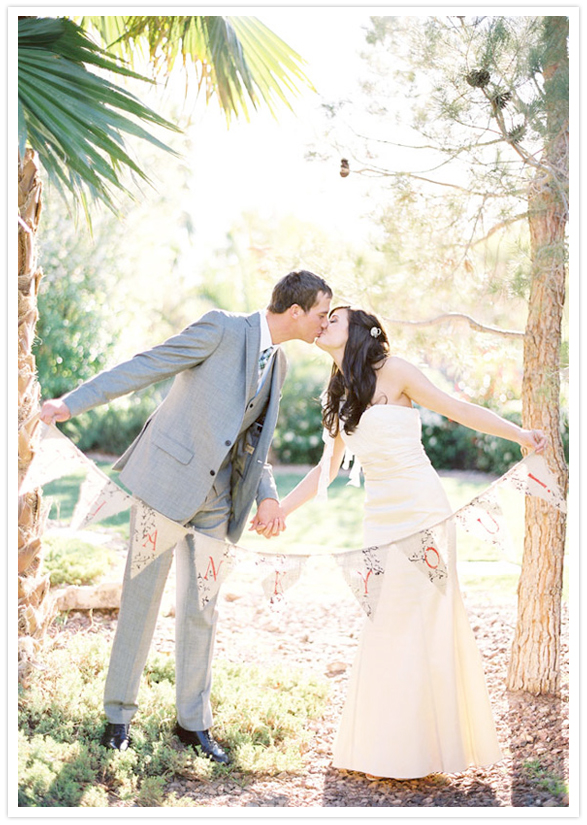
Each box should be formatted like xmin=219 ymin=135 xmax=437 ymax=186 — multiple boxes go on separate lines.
xmin=491 ymin=90 xmax=512 ymax=109
xmin=507 ymin=123 xmax=526 ymax=143
xmin=466 ymin=69 xmax=490 ymax=88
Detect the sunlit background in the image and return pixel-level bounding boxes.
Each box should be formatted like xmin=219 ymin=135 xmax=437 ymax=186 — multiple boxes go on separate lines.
xmin=32 ymin=9 xmax=569 ymax=471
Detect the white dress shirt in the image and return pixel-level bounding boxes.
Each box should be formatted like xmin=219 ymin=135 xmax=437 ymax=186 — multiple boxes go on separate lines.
xmin=257 ymin=310 xmax=278 ymax=391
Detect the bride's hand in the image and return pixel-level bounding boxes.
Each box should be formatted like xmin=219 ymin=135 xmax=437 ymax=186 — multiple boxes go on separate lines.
xmin=518 ymin=428 xmax=548 ymax=454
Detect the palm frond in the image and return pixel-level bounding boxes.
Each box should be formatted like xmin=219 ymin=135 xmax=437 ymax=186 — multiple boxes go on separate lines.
xmin=18 ymin=17 xmax=181 ymax=212
xmin=79 ymin=15 xmax=315 ymax=123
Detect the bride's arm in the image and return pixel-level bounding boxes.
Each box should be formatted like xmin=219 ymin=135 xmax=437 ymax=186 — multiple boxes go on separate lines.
xmin=280 ymin=432 xmax=347 ymax=517
xmin=390 ymin=358 xmax=547 ymax=453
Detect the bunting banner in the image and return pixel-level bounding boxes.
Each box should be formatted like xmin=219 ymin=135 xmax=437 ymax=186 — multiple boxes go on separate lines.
xmin=20 ymin=422 xmax=88 ymax=494
xmin=71 ymin=465 xmax=134 ymax=531
xmin=393 ymin=521 xmax=449 ymax=594
xmin=194 ymin=532 xmax=237 ymax=610
xmin=255 ymin=552 xmax=309 ymax=605
xmin=502 ymin=451 xmax=567 ymax=512
xmin=129 ymin=501 xmax=189 ymax=578
xmin=26 ymin=423 xmax=567 ymax=620
xmin=454 ymin=487 xmax=512 ymax=553
xmin=335 ymin=545 xmax=389 ymax=618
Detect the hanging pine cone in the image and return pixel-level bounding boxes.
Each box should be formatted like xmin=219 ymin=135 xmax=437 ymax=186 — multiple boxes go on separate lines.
xmin=507 ymin=123 xmax=526 ymax=143
xmin=340 ymin=158 xmax=350 ymax=178
xmin=466 ymin=69 xmax=490 ymax=88
xmin=491 ymin=90 xmax=512 ymax=109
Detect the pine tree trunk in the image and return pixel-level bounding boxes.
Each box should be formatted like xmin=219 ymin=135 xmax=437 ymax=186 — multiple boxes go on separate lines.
xmin=18 ymin=149 xmax=56 ymax=684
xmin=506 ymin=17 xmax=569 ymax=695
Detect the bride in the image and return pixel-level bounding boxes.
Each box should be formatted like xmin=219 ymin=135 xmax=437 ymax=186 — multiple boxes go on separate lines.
xmin=274 ymin=306 xmax=546 ymax=780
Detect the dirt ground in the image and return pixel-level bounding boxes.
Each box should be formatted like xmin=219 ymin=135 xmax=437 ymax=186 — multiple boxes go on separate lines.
xmin=53 ymin=549 xmax=571 ymax=810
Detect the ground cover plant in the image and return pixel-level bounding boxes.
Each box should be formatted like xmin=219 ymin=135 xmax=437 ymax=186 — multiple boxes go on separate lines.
xmin=18 ymin=631 xmax=330 ymax=807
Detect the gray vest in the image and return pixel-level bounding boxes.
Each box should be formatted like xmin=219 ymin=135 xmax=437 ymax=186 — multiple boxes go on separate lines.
xmin=214 ymin=363 xmax=275 ymax=492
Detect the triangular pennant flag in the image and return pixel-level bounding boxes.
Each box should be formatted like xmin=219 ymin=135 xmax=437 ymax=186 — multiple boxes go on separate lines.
xmin=20 ymin=422 xmax=88 ymax=493
xmin=393 ymin=522 xmax=449 ymax=594
xmin=255 ymin=553 xmax=308 ymax=604
xmin=455 ymin=487 xmax=513 ymax=555
xmin=335 ymin=545 xmax=389 ymax=619
xmin=71 ymin=465 xmax=133 ymax=530
xmin=193 ymin=531 xmax=237 ymax=610
xmin=129 ymin=502 xmax=188 ymax=578
xmin=502 ymin=452 xmax=567 ymax=512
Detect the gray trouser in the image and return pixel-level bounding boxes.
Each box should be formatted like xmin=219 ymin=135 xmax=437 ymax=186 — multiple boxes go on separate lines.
xmin=103 ymin=474 xmax=231 ymax=730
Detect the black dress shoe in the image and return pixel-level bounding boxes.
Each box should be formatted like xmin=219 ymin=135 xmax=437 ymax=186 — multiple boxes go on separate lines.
xmin=101 ymin=722 xmax=131 ymax=751
xmin=174 ymin=723 xmax=230 ymax=764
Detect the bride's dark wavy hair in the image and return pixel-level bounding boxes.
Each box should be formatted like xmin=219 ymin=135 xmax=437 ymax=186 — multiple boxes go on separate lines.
xmin=322 ymin=307 xmax=390 ymax=437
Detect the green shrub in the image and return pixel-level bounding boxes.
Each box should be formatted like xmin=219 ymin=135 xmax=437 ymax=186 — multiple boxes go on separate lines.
xmin=272 ymin=359 xmax=329 ymax=465
xmin=43 ymin=535 xmax=117 ymax=586
xmin=420 ymin=407 xmax=569 ymax=476
xmin=34 ymin=208 xmax=124 ymax=402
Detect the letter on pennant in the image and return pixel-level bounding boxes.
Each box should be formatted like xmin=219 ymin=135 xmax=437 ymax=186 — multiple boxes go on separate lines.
xmin=502 ymin=453 xmax=567 ymax=512
xmin=335 ymin=545 xmax=389 ymax=619
xmin=454 ymin=488 xmax=513 ymax=555
xmin=194 ymin=531 xmax=237 ymax=609
xmin=129 ymin=502 xmax=188 ymax=578
xmin=393 ymin=523 xmax=449 ymax=594
xmin=71 ymin=466 xmax=133 ymax=530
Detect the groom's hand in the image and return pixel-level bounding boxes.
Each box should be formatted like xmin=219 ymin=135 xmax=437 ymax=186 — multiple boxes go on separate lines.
xmin=40 ymin=399 xmax=71 ymax=425
xmin=249 ymin=498 xmax=286 ymax=538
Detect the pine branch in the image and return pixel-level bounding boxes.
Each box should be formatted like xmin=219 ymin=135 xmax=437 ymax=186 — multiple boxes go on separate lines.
xmin=383 ymin=312 xmax=525 ymax=339
xmin=470 ymin=211 xmax=529 ymax=245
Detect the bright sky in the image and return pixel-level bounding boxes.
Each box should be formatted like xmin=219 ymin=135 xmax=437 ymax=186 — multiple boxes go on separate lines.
xmin=180 ymin=8 xmax=375 ymax=262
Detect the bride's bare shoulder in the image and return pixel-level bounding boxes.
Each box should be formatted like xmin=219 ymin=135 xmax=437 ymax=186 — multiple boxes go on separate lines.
xmin=379 ymin=355 xmax=413 ymax=376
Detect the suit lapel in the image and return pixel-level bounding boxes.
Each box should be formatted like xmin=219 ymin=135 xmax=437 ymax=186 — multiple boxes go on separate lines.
xmin=244 ymin=312 xmax=262 ymax=403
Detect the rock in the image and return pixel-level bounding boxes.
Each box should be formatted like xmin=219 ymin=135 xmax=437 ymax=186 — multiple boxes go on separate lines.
xmin=325 ymin=661 xmax=347 ymax=676
xmin=54 ymin=581 xmax=122 ymax=611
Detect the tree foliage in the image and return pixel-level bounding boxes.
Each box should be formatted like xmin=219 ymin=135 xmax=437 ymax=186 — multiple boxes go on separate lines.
xmin=78 ymin=15 xmax=314 ymax=123
xmin=313 ymin=15 xmax=569 ymax=416
xmin=18 ymin=16 xmax=181 ymax=213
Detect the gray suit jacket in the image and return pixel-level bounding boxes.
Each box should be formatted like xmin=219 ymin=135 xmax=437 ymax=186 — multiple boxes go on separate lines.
xmin=63 ymin=309 xmax=287 ymax=541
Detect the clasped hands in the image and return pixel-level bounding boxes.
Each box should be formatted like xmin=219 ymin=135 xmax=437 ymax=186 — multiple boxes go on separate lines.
xmin=249 ymin=498 xmax=287 ymax=539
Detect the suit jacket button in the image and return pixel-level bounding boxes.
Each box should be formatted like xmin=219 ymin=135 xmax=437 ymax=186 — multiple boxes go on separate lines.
xmin=225 ymin=440 xmax=231 ymax=446
xmin=210 ymin=470 xmax=215 ymax=476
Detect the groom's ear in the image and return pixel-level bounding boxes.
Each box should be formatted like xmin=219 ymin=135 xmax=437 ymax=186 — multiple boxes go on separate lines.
xmin=289 ymin=303 xmax=302 ymax=319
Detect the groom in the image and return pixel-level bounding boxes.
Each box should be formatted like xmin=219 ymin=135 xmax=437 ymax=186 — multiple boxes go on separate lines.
xmin=39 ymin=270 xmax=332 ymax=763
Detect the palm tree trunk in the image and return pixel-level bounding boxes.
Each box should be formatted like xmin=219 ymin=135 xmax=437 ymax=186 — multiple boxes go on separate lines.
xmin=506 ymin=16 xmax=569 ymax=695
xmin=18 ymin=149 xmax=55 ymax=684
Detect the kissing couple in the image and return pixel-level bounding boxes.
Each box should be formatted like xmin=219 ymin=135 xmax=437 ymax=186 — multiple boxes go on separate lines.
xmin=40 ymin=269 xmax=545 ymax=779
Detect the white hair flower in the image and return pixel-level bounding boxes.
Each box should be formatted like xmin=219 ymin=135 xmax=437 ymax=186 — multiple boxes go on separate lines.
xmin=370 ymin=326 xmax=381 ymax=338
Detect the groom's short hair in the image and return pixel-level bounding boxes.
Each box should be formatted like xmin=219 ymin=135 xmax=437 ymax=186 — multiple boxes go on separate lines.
xmin=268 ymin=270 xmax=332 ymax=314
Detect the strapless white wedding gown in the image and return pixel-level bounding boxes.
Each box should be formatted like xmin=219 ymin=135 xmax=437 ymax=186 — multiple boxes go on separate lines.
xmin=332 ymin=404 xmax=503 ymax=779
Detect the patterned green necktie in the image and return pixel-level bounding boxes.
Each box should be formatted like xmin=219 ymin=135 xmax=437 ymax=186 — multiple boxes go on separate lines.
xmin=258 ymin=346 xmax=274 ymax=375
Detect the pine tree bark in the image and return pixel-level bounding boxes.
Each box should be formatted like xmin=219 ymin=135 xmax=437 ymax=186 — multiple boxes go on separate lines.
xmin=18 ymin=149 xmax=56 ymax=684
xmin=506 ymin=16 xmax=569 ymax=695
